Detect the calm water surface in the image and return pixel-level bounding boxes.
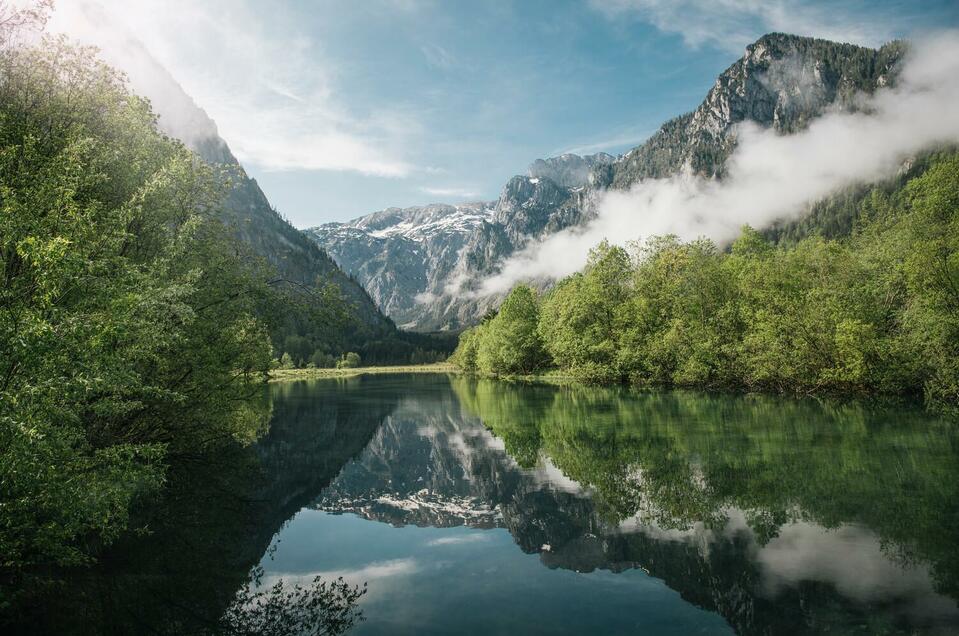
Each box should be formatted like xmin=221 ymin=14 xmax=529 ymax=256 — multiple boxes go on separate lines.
xmin=14 ymin=374 xmax=959 ymax=634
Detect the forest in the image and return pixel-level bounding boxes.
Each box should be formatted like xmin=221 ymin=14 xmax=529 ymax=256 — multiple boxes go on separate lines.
xmin=453 ymin=151 xmax=959 ymax=409
xmin=0 ymin=28 xmax=376 ymax=610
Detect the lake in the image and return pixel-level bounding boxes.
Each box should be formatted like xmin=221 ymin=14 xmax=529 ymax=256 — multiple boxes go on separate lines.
xmin=10 ymin=374 xmax=959 ymax=635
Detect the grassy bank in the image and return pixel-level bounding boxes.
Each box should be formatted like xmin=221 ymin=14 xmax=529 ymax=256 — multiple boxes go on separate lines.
xmin=269 ymin=363 xmax=459 ymax=382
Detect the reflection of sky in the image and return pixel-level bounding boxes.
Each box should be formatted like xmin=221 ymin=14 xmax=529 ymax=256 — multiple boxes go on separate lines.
xmin=618 ymin=508 xmax=959 ymax=625
xmin=259 ymin=509 xmax=734 ymax=635
xmin=255 ymin=378 xmax=959 ymax=633
xmin=757 ymin=521 xmax=959 ymax=619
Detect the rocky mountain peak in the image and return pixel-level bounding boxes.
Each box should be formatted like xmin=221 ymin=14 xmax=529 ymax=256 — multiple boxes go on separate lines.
xmin=527 ymin=152 xmax=616 ymax=189
xmin=610 ymin=33 xmax=907 ymax=188
xmin=308 ymin=33 xmax=910 ymax=331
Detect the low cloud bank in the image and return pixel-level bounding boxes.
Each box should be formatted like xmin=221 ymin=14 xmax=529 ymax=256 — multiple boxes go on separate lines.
xmin=478 ymin=32 xmax=959 ymax=296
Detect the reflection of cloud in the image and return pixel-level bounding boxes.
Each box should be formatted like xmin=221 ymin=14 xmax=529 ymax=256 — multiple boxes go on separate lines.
xmin=620 ymin=509 xmax=959 ymax=622
xmin=260 ymin=558 xmax=421 ymax=605
xmin=261 ymin=558 xmax=420 ymax=590
xmin=427 ymin=533 xmax=491 ymax=546
xmin=533 ymin=457 xmax=587 ymax=494
xmin=316 ymin=558 xmax=421 ymax=582
xmin=757 ymin=522 xmax=939 ymax=603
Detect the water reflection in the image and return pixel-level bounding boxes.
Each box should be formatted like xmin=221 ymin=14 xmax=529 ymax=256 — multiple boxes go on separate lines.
xmin=6 ymin=374 xmax=958 ymax=635
xmin=2 ymin=378 xmax=394 ymax=635
xmin=309 ymin=376 xmax=959 ymax=635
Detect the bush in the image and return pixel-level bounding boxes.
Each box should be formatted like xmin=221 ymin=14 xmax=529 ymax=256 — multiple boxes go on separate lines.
xmin=337 ymin=352 xmax=361 ymax=369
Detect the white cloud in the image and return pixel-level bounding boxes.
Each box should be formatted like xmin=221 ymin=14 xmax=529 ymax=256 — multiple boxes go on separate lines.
xmin=476 ymin=31 xmax=959 ymax=295
xmin=48 ymin=0 xmax=416 ymax=176
xmin=419 ymin=186 xmax=480 ymax=198
xmin=590 ymin=0 xmax=901 ymax=53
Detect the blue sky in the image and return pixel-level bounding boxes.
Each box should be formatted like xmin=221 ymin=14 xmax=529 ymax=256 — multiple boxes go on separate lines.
xmin=53 ymin=0 xmax=959 ymax=227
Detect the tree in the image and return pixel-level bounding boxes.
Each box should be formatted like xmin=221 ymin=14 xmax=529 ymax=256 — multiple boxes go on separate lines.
xmin=337 ymin=352 xmax=361 ymax=369
xmin=476 ymin=285 xmax=548 ymax=375
xmin=0 ymin=38 xmax=274 ymax=571
xmin=449 ymin=149 xmax=959 ymax=409
xmin=310 ymin=350 xmax=336 ymax=369
xmin=539 ymin=242 xmax=631 ymax=383
xmin=450 ymin=326 xmax=482 ymax=372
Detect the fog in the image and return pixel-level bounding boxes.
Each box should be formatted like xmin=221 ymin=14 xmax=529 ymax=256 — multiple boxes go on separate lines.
xmin=478 ymin=31 xmax=959 ymax=296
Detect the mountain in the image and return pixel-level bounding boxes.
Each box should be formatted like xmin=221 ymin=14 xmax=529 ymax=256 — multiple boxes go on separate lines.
xmin=308 ymin=33 xmax=908 ymax=331
xmin=126 ymin=46 xmax=390 ymax=332
xmin=527 ymin=152 xmax=615 ymax=189
xmin=308 ymin=160 xmax=598 ymax=330
xmin=308 ymin=203 xmax=496 ymax=329
xmin=65 ymin=17 xmax=414 ymax=361
xmin=602 ymin=33 xmax=906 ymax=188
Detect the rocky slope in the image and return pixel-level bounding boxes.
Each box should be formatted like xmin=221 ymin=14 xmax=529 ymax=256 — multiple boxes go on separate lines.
xmin=308 ymin=33 xmax=907 ymax=331
xmin=308 ymin=203 xmax=496 ymax=329
xmin=94 ymin=34 xmax=394 ymax=343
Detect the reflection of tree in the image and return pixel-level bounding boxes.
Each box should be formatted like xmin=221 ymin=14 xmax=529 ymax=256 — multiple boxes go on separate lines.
xmin=3 ymin=377 xmax=396 ymax=635
xmin=451 ymin=377 xmax=959 ymax=599
xmin=218 ymin=567 xmax=365 ymax=636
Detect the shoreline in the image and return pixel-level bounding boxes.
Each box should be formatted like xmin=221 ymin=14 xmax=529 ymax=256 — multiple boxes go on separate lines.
xmin=269 ymin=363 xmax=459 ymax=382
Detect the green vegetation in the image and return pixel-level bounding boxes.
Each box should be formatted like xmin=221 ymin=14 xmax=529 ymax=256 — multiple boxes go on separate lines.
xmin=453 ymin=151 xmax=959 ymax=408
xmin=336 ymin=352 xmax=361 ymax=369
xmin=274 ymin=328 xmax=454 ymax=369
xmin=0 ymin=12 xmax=458 ymax=580
xmin=269 ymin=362 xmax=457 ymax=382
xmin=451 ymin=377 xmax=959 ymax=597
xmin=0 ymin=32 xmax=339 ymax=577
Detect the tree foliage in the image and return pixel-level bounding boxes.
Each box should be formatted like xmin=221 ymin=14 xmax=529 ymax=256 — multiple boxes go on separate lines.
xmin=452 ymin=152 xmax=959 ymax=409
xmin=475 ymin=285 xmax=547 ymax=375
xmin=0 ymin=37 xmax=288 ymax=571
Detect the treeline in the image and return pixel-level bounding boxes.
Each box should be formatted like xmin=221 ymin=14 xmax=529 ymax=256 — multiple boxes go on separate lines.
xmin=0 ymin=34 xmax=343 ymax=574
xmin=453 ymin=152 xmax=959 ymax=408
xmin=276 ymin=329 xmax=454 ymax=369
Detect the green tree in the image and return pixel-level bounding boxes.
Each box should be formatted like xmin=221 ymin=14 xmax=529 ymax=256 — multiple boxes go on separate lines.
xmin=476 ymin=285 xmax=548 ymax=375
xmin=310 ymin=350 xmax=336 ymax=369
xmin=0 ymin=37 xmax=275 ymax=571
xmin=337 ymin=352 xmax=361 ymax=369
xmin=450 ymin=325 xmax=483 ymax=372
xmin=539 ymin=242 xmax=632 ymax=383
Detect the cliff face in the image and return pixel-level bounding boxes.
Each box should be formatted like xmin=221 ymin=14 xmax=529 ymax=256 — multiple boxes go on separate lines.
xmin=308 ymin=34 xmax=908 ymax=331
xmin=608 ymin=33 xmax=906 ymax=187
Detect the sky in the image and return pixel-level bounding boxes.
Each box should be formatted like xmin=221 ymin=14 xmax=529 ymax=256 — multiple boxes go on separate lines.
xmin=48 ymin=0 xmax=959 ymax=228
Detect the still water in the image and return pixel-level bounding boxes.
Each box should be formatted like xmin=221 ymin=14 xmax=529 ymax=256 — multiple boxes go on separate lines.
xmin=14 ymin=374 xmax=959 ymax=634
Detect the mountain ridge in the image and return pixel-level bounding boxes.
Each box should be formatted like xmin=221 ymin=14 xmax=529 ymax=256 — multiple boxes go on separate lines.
xmin=309 ymin=32 xmax=908 ymax=331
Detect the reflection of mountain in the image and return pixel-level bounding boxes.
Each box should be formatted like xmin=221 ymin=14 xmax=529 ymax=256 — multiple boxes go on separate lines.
xmin=317 ymin=377 xmax=959 ymax=636
xmin=12 ymin=375 xmax=959 ymax=635
xmin=6 ymin=378 xmax=397 ymax=635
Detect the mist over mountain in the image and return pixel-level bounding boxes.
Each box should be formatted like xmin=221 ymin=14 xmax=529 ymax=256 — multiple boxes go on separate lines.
xmin=69 ymin=24 xmax=952 ymax=335
xmin=309 ymin=33 xmax=919 ymax=331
